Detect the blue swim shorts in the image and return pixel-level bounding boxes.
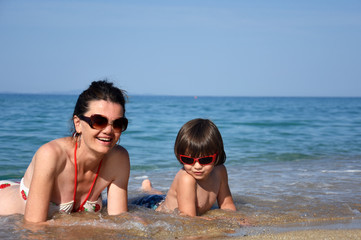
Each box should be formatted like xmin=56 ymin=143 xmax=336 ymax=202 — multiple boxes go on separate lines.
xmin=131 ymin=194 xmax=166 ymax=210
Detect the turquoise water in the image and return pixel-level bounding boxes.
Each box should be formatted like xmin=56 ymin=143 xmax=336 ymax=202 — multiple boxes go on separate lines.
xmin=0 ymin=94 xmax=360 ymax=238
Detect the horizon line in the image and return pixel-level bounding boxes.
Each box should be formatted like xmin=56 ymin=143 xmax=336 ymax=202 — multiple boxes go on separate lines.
xmin=0 ymin=91 xmax=360 ymax=98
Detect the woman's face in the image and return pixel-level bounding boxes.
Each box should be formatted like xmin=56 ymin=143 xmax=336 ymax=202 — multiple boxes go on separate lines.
xmin=75 ymin=100 xmax=124 ymax=154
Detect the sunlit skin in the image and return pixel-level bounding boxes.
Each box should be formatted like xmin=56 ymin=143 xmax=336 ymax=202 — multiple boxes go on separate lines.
xmin=75 ymin=100 xmax=123 ymax=155
xmin=182 ymin=160 xmax=215 ymax=181
xmin=153 ymin=157 xmax=236 ymax=217
xmin=0 ymin=100 xmax=130 ymax=223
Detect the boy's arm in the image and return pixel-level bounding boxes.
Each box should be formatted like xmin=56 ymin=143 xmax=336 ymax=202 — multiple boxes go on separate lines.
xmin=176 ymin=172 xmax=198 ymax=217
xmin=217 ymin=165 xmax=236 ymax=211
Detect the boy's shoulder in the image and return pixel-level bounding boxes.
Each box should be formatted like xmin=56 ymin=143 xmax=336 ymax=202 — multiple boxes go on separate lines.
xmin=175 ymin=168 xmax=197 ymax=183
xmin=176 ymin=168 xmax=193 ymax=178
xmin=213 ymin=164 xmax=229 ymax=181
xmin=214 ymin=164 xmax=227 ymax=173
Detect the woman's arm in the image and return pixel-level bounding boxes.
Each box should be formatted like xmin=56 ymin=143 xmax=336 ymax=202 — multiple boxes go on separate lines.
xmin=217 ymin=165 xmax=236 ymax=211
xmin=106 ymin=146 xmax=130 ymax=215
xmin=24 ymin=143 xmax=59 ymax=223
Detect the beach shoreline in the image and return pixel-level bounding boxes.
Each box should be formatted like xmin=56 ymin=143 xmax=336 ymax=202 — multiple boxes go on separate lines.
xmin=239 ymin=229 xmax=361 ymax=240
xmin=0 ymin=210 xmax=360 ymax=239
xmin=232 ymin=217 xmax=361 ymax=240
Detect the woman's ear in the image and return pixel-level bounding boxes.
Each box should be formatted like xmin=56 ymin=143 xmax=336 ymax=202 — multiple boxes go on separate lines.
xmin=73 ymin=115 xmax=82 ymax=134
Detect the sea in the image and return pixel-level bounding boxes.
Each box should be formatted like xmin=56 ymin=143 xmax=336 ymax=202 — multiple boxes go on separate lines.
xmin=0 ymin=94 xmax=360 ymax=239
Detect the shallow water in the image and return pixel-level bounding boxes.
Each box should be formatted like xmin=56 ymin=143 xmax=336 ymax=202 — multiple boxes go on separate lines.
xmin=1 ymin=199 xmax=359 ymax=239
xmin=0 ymin=94 xmax=360 ymax=238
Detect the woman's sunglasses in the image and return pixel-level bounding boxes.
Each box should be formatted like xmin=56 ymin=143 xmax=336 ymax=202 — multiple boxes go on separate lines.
xmin=179 ymin=153 xmax=217 ymax=166
xmin=78 ymin=114 xmax=128 ymax=133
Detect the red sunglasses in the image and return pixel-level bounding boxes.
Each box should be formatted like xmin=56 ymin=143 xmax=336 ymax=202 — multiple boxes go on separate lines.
xmin=179 ymin=153 xmax=217 ymax=166
xmin=79 ymin=114 xmax=128 ymax=133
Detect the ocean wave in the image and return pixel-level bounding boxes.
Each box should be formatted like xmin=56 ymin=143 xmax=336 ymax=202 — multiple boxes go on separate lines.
xmin=321 ymin=170 xmax=361 ymax=173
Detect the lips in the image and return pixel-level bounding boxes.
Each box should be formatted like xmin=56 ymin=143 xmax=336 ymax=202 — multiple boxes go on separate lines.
xmin=97 ymin=137 xmax=112 ymax=142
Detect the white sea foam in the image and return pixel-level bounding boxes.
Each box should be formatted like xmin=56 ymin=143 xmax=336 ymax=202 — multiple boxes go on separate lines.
xmin=351 ymin=208 xmax=361 ymax=215
xmin=134 ymin=175 xmax=149 ymax=179
xmin=321 ymin=170 xmax=361 ymax=173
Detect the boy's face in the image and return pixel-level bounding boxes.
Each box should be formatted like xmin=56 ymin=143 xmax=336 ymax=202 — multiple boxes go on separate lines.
xmin=183 ymin=161 xmax=215 ymax=180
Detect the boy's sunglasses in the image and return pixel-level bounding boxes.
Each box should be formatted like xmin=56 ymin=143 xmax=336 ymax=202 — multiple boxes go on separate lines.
xmin=78 ymin=114 xmax=128 ymax=133
xmin=179 ymin=153 xmax=217 ymax=166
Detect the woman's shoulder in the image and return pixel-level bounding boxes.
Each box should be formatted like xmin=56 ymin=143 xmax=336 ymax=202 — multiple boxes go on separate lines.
xmin=103 ymin=145 xmax=130 ymax=170
xmin=24 ymin=137 xmax=71 ymax=172
xmin=34 ymin=137 xmax=72 ymax=164
xmin=107 ymin=144 xmax=129 ymax=162
xmin=37 ymin=137 xmax=70 ymax=154
xmin=25 ymin=138 xmax=72 ymax=180
xmin=110 ymin=144 xmax=129 ymax=155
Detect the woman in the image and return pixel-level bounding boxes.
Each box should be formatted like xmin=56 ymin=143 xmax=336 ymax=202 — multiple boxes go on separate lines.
xmin=0 ymin=80 xmax=130 ymax=223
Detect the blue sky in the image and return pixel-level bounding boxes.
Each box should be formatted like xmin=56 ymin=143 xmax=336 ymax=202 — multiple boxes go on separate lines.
xmin=1 ymin=0 xmax=360 ymax=96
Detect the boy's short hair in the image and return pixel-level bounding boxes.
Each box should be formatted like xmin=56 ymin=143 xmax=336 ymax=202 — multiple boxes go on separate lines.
xmin=174 ymin=118 xmax=226 ymax=166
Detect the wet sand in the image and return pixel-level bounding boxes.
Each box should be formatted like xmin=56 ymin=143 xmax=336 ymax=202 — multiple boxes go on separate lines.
xmin=1 ymin=211 xmax=360 ymax=239
xmin=240 ymin=229 xmax=361 ymax=240
xmin=1 ymin=198 xmax=360 ymax=239
xmin=231 ymin=216 xmax=361 ymax=240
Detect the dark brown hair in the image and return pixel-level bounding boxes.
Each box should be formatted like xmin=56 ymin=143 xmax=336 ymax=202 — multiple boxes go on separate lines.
xmin=174 ymin=118 xmax=226 ymax=166
xmin=71 ymin=80 xmax=127 ymax=135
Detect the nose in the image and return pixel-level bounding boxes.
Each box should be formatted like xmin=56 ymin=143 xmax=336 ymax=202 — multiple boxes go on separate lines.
xmin=193 ymin=161 xmax=203 ymax=169
xmin=103 ymin=123 xmax=115 ymax=133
